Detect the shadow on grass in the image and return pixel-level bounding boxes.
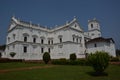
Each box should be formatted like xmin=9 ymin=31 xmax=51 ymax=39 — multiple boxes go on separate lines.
xmin=86 ymin=71 xmax=108 ymax=77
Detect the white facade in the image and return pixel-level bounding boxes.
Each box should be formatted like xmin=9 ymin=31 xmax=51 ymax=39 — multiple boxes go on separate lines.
xmin=4 ymin=17 xmax=116 ymax=60
xmin=86 ymin=37 xmax=116 ymax=57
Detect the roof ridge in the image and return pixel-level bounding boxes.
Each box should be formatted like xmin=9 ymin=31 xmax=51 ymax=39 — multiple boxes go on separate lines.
xmin=9 ymin=16 xmax=83 ymax=32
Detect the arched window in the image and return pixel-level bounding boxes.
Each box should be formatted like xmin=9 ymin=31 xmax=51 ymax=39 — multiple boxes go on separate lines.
xmin=72 ymin=34 xmax=76 ymax=42
xmin=40 ymin=36 xmax=45 ymax=44
xmin=32 ymin=35 xmax=38 ymax=43
xmin=33 ymin=37 xmax=36 ymax=43
xmin=48 ymin=37 xmax=53 ymax=45
xmin=23 ymin=33 xmax=29 ymax=42
xmin=24 ymin=36 xmax=27 ymax=42
xmin=60 ymin=38 xmax=62 ymax=43
xmin=74 ymin=24 xmax=77 ymax=27
xmin=91 ymin=24 xmax=93 ymax=28
xmin=58 ymin=35 xmax=63 ymax=43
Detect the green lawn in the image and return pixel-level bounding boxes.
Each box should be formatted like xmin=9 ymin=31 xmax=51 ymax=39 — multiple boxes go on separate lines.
xmin=0 ymin=62 xmax=45 ymax=69
xmin=0 ymin=62 xmax=120 ymax=80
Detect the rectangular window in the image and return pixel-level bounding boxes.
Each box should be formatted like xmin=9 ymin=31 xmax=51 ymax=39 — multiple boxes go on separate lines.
xmin=79 ymin=38 xmax=81 ymax=43
xmin=76 ymin=38 xmax=78 ymax=43
xmin=48 ymin=48 xmax=50 ymax=53
xmin=41 ymin=39 xmax=44 ymax=44
xmin=41 ymin=48 xmax=44 ymax=53
xmin=94 ymin=43 xmax=97 ymax=47
xmin=48 ymin=40 xmax=50 ymax=44
xmin=23 ymin=46 xmax=27 ymax=53
xmin=51 ymin=40 xmax=53 ymax=44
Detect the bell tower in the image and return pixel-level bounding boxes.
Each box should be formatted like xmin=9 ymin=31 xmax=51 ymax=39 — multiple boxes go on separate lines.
xmin=88 ymin=18 xmax=101 ymax=39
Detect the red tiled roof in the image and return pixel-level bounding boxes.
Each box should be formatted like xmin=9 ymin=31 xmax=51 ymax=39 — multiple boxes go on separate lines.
xmin=86 ymin=37 xmax=114 ymax=44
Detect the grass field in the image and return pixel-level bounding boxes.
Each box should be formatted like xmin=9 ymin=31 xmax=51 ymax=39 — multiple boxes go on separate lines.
xmin=0 ymin=62 xmax=45 ymax=69
xmin=0 ymin=62 xmax=120 ymax=80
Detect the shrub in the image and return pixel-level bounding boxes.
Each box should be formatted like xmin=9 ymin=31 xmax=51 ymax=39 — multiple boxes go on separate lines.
xmin=43 ymin=52 xmax=51 ymax=64
xmin=59 ymin=58 xmax=68 ymax=64
xmin=0 ymin=58 xmax=23 ymax=63
xmin=70 ymin=53 xmax=76 ymax=61
xmin=51 ymin=59 xmax=60 ymax=65
xmin=10 ymin=52 xmax=16 ymax=57
xmin=51 ymin=58 xmax=68 ymax=65
xmin=110 ymin=57 xmax=119 ymax=62
xmin=88 ymin=51 xmax=110 ymax=75
xmin=69 ymin=60 xmax=78 ymax=65
xmin=77 ymin=58 xmax=89 ymax=66
xmin=51 ymin=58 xmax=89 ymax=65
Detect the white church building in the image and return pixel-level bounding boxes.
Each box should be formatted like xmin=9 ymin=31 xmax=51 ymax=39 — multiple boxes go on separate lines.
xmin=4 ymin=16 xmax=116 ymax=60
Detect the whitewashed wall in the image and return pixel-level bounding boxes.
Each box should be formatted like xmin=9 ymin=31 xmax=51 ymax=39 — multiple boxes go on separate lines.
xmin=86 ymin=41 xmax=116 ymax=57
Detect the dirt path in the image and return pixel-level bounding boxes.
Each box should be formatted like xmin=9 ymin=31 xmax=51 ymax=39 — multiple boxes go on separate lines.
xmin=0 ymin=65 xmax=54 ymax=74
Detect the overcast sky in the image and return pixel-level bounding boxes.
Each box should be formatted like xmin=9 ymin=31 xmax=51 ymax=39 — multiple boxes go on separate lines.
xmin=0 ymin=0 xmax=120 ymax=49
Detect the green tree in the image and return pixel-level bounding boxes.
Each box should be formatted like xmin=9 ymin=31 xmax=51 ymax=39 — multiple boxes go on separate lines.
xmin=70 ymin=53 xmax=77 ymax=61
xmin=88 ymin=51 xmax=110 ymax=75
xmin=43 ymin=52 xmax=51 ymax=64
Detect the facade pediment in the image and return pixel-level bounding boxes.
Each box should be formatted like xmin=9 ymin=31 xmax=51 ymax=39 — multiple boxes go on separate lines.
xmin=69 ymin=21 xmax=83 ymax=32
